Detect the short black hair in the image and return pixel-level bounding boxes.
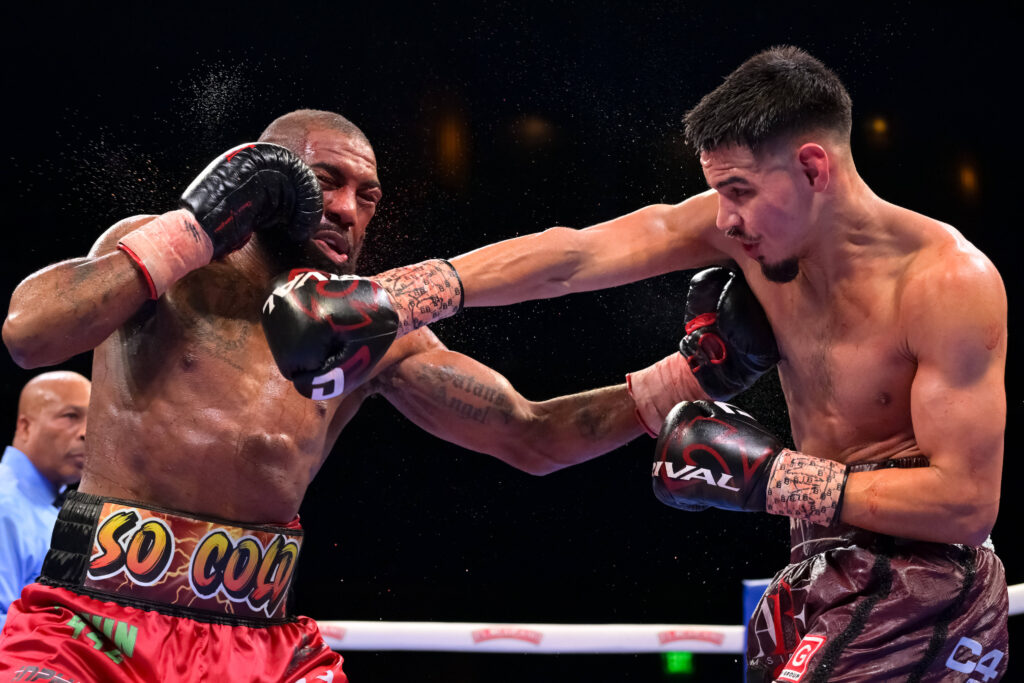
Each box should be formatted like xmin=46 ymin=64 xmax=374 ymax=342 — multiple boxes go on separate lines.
xmin=258 ymin=109 xmax=372 ymax=154
xmin=684 ymin=46 xmax=852 ymax=154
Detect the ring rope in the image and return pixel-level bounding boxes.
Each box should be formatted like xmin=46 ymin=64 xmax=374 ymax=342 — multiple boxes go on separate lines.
xmin=314 ymin=580 xmax=1024 ymax=653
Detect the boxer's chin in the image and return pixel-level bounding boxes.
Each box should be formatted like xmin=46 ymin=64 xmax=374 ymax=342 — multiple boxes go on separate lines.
xmin=258 ymin=233 xmax=358 ymax=275
xmin=761 ymin=257 xmax=799 ymax=283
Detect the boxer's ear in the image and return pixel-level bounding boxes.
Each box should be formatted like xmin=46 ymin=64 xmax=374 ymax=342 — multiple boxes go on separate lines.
xmin=796 ymin=143 xmax=830 ymax=192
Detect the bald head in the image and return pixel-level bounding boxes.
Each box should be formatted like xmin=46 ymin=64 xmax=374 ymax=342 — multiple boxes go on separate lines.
xmin=259 ymin=109 xmax=372 ymax=156
xmin=17 ymin=371 xmax=90 ymax=417
xmin=13 ymin=371 xmax=91 ymax=487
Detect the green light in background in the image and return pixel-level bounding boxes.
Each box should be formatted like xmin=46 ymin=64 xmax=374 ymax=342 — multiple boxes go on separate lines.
xmin=662 ymin=651 xmax=694 ymax=675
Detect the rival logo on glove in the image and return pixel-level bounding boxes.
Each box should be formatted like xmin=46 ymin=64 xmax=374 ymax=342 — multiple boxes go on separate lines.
xmin=651 ymin=460 xmax=742 ymax=490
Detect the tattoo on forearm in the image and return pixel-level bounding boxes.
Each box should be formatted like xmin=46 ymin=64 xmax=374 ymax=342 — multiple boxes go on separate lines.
xmin=418 ymin=365 xmax=513 ymax=425
xmin=376 ymin=259 xmax=464 ymax=336
xmin=571 ymin=396 xmax=611 ymax=441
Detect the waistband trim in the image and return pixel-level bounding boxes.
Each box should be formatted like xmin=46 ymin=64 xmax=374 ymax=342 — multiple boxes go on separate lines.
xmin=41 ymin=491 xmax=303 ymax=626
xmin=847 ymin=454 xmax=929 ymax=473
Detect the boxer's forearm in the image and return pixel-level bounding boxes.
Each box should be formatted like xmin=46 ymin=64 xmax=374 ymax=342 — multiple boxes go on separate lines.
xmin=839 ymin=467 xmax=998 ymax=546
xmin=378 ymin=347 xmax=641 ymax=475
xmin=3 ymin=253 xmax=150 ymax=367
xmin=525 ymin=385 xmax=644 ymax=472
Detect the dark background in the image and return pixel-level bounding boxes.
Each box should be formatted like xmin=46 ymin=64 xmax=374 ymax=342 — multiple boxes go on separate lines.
xmin=1 ymin=2 xmax=1019 ymax=681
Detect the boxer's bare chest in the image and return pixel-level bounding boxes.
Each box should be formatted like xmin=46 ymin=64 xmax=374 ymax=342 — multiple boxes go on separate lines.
xmin=751 ymin=271 xmax=919 ymax=463
xmin=83 ymin=266 xmax=357 ymax=521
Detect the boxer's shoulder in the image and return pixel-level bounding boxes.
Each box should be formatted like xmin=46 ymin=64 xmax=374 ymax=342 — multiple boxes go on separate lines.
xmin=895 ymin=219 xmax=1005 ymax=361
xmin=88 ymin=214 xmax=160 ymax=257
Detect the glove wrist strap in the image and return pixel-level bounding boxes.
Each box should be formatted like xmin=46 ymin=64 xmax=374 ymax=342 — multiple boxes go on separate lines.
xmin=375 ymin=259 xmax=464 ymax=336
xmin=626 ymin=352 xmax=709 ymax=438
xmin=766 ymin=450 xmax=849 ymax=526
xmin=117 ymin=209 xmax=213 ymax=299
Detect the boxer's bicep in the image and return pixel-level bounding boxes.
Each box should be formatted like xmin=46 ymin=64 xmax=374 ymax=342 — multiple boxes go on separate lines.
xmin=4 ymin=215 xmax=158 ymax=367
xmin=841 ymin=259 xmax=1005 ymax=544
xmin=907 ymin=262 xmax=1006 ymax=533
xmin=557 ymin=191 xmax=728 ymax=290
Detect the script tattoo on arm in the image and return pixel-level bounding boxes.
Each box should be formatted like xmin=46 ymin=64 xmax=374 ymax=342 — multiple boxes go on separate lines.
xmin=375 ymin=259 xmax=464 ymax=336
xmin=414 ymin=363 xmax=515 ymax=426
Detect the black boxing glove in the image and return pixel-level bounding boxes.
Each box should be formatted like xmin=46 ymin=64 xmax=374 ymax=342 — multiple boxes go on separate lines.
xmin=118 ymin=143 xmax=322 ymax=298
xmin=180 ymin=142 xmax=322 ymax=258
xmin=679 ymin=268 xmax=779 ymax=401
xmin=652 ymin=400 xmax=848 ymax=526
xmin=261 ymin=269 xmax=400 ymax=399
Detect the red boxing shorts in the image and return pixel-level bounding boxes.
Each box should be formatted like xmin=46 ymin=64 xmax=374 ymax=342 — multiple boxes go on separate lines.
xmin=745 ymin=457 xmax=1009 ymax=683
xmin=0 ymin=491 xmax=347 ymax=682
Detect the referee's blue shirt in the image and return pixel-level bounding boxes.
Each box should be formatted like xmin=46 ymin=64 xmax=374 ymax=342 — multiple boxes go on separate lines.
xmin=0 ymin=446 xmax=60 ymax=630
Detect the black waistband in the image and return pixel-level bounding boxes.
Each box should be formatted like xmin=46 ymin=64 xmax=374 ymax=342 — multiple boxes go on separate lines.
xmin=789 ymin=455 xmax=933 ymax=563
xmin=847 ymin=454 xmax=929 ymax=473
xmin=41 ymin=491 xmax=304 ymax=626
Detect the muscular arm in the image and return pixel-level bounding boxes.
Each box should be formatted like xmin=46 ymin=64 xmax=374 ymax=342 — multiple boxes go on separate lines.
xmin=370 ymin=328 xmax=649 ymax=475
xmin=840 ymin=253 xmax=1006 ymax=545
xmin=449 ymin=191 xmax=729 ymax=307
xmin=3 ymin=215 xmax=155 ymax=367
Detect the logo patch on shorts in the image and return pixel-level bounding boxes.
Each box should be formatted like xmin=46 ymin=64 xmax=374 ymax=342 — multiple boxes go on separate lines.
xmin=779 ymin=634 xmax=826 ymax=681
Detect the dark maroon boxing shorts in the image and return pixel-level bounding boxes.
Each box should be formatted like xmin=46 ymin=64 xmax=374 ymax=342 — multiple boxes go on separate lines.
xmin=746 ymin=457 xmax=1008 ymax=683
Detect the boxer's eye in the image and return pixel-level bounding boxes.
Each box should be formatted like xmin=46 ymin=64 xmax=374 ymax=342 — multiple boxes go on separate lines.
xmin=358 ymin=191 xmax=381 ymax=206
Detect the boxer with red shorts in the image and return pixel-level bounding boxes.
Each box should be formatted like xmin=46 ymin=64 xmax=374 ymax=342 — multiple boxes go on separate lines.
xmin=1 ymin=110 xmax=696 ymax=680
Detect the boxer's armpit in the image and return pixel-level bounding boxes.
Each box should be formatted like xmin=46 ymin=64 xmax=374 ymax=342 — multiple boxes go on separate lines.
xmin=375 ymin=259 xmax=464 ymax=336
xmin=766 ymin=450 xmax=849 ymax=526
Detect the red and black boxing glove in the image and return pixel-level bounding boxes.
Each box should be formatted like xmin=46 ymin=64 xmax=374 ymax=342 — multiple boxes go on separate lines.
xmin=180 ymin=142 xmax=323 ymax=258
xmin=261 ymin=269 xmax=400 ymax=399
xmin=679 ymin=268 xmax=780 ymax=401
xmin=118 ymin=142 xmax=323 ymax=299
xmin=652 ymin=400 xmax=849 ymax=526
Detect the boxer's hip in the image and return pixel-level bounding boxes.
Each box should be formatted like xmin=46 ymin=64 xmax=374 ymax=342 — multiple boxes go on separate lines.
xmin=746 ymin=456 xmax=1009 ymax=681
xmin=40 ymin=490 xmax=304 ymax=625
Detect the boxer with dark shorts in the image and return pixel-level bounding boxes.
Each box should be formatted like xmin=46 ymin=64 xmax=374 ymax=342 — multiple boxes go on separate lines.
xmin=0 ymin=110 xmax=696 ymax=681
xmin=434 ymin=47 xmax=1009 ymax=681
xmin=746 ymin=458 xmax=1008 ymax=682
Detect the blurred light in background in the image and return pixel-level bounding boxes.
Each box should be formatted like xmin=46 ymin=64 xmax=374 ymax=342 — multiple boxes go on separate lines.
xmin=513 ymin=114 xmax=555 ymax=149
xmin=864 ymin=115 xmax=890 ymax=148
xmin=436 ymin=109 xmax=470 ymax=186
xmin=959 ymin=162 xmax=979 ymax=199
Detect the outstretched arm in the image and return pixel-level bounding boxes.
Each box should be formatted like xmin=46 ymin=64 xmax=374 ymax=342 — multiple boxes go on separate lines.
xmin=449 ymin=191 xmax=729 ymax=307
xmin=370 ymin=328 xmax=702 ymax=475
xmin=839 ymin=252 xmax=1006 ymax=545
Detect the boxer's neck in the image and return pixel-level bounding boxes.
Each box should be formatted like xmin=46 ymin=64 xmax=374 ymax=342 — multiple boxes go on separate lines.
xmin=793 ymin=168 xmax=891 ymax=293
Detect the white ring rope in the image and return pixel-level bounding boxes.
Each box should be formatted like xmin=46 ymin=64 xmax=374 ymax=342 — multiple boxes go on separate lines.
xmin=314 ymin=580 xmax=1024 ymax=653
